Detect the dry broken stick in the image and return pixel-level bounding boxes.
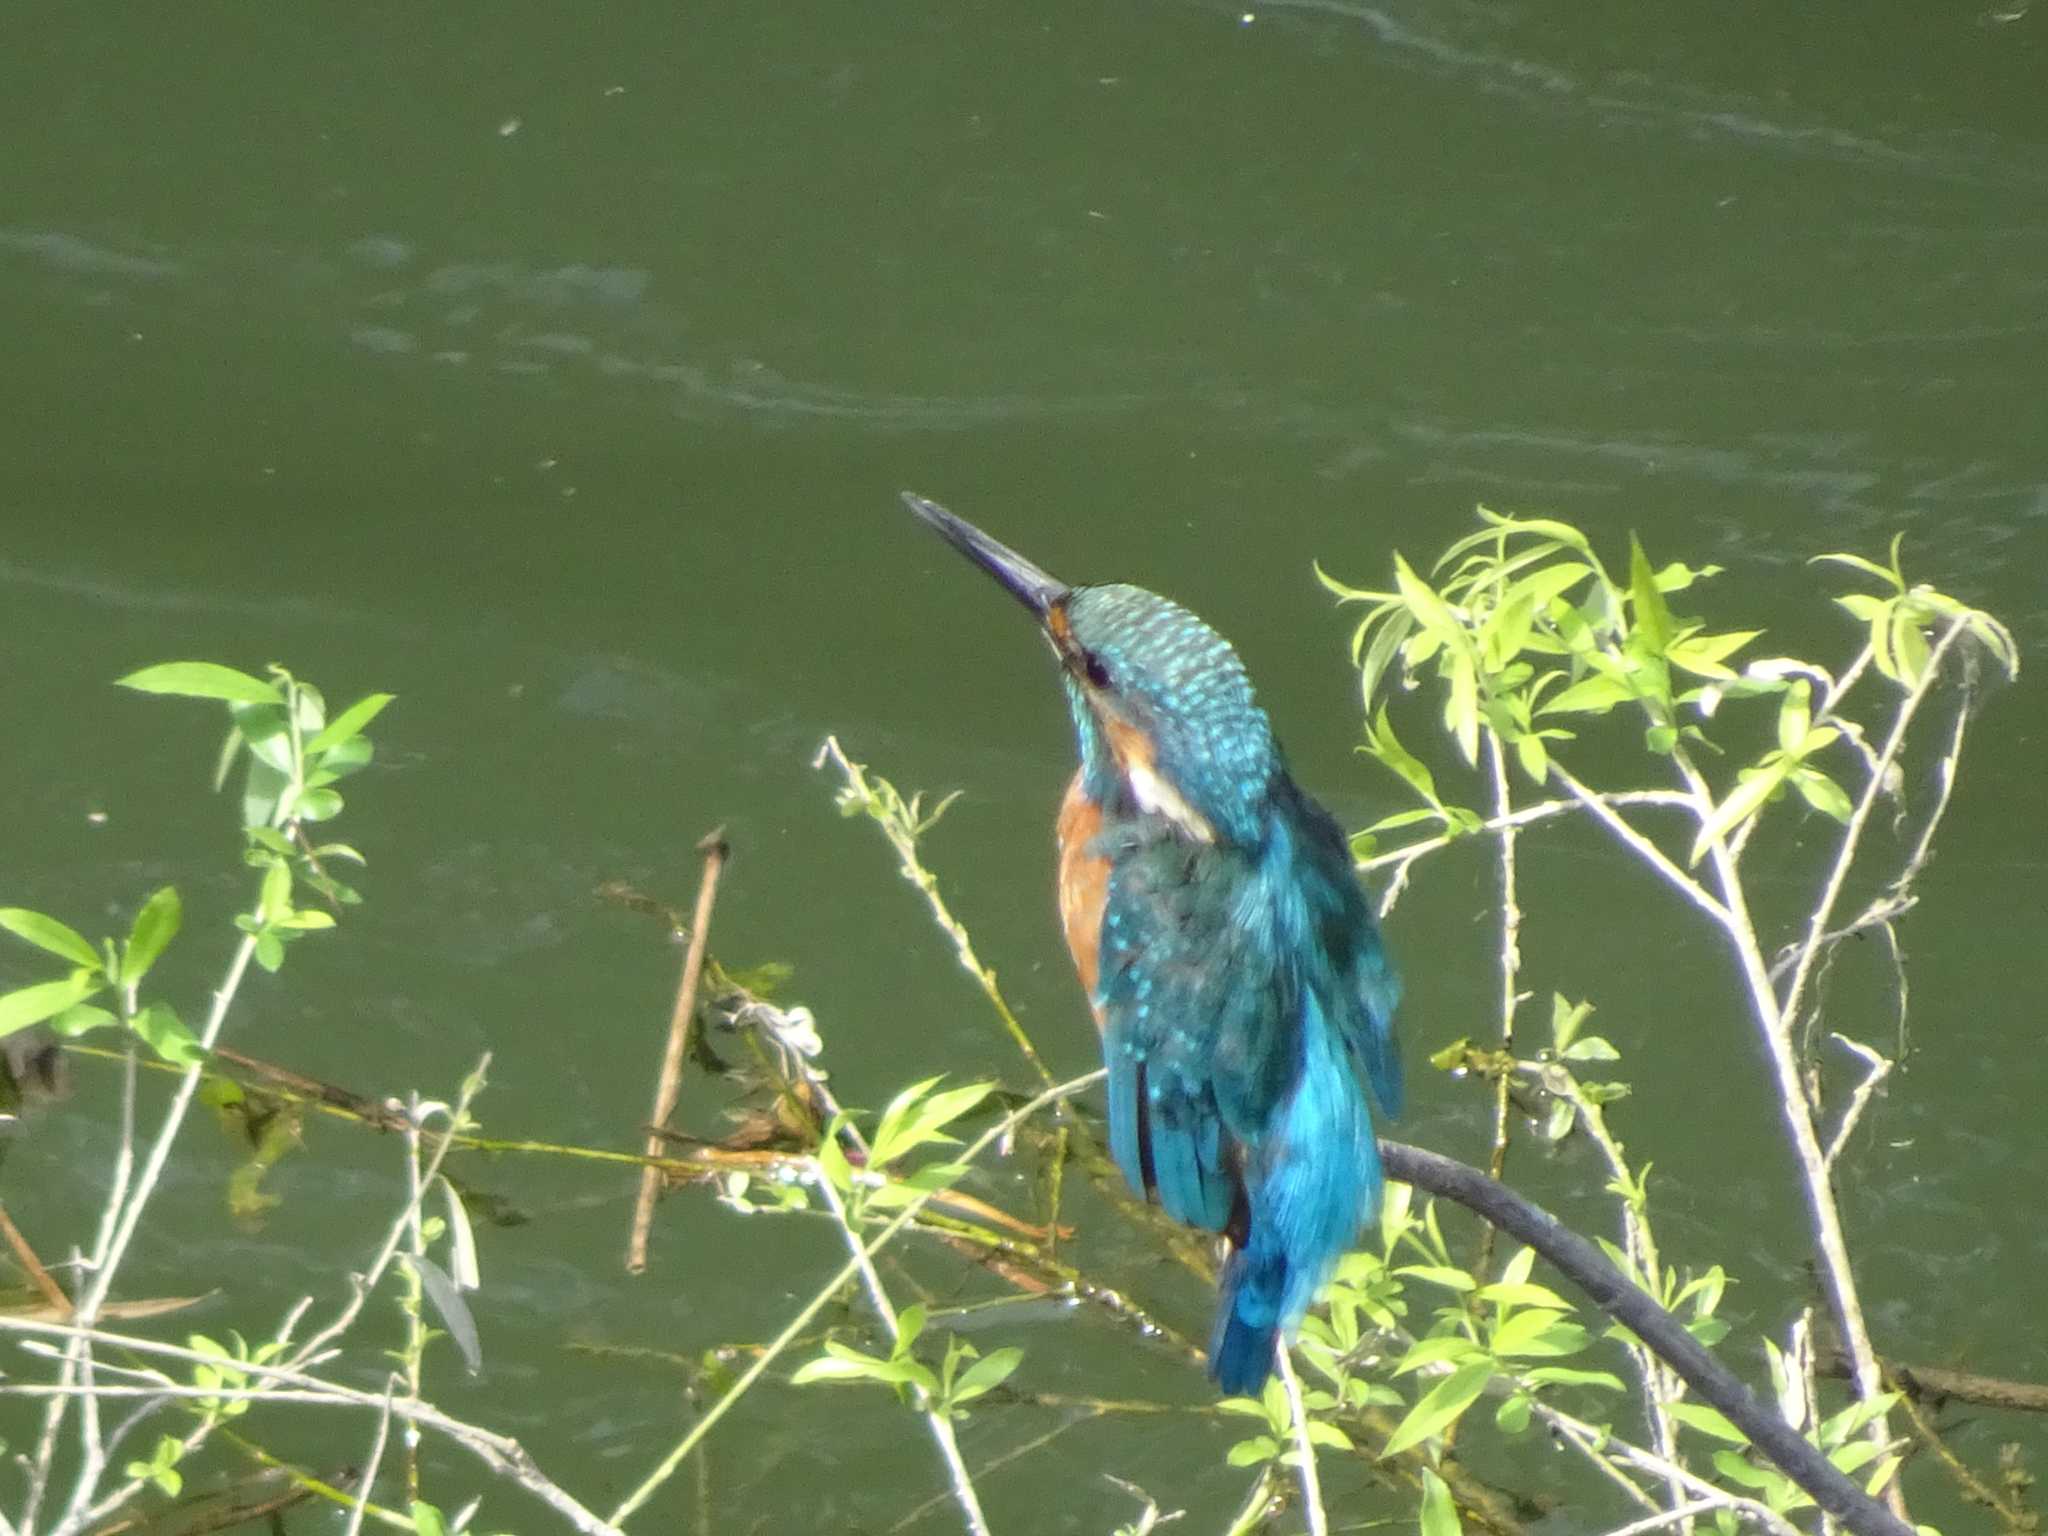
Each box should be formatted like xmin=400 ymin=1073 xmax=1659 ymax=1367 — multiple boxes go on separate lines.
xmin=0 ymin=1203 xmax=70 ymax=1317
xmin=626 ymin=828 xmax=730 ymax=1275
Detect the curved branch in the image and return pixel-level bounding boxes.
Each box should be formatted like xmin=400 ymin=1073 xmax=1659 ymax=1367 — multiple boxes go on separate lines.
xmin=1379 ymin=1140 xmax=1911 ymax=1536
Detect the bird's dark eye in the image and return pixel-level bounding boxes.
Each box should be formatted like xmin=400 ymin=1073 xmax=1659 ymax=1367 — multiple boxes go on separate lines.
xmin=1081 ymin=650 xmax=1113 ymax=690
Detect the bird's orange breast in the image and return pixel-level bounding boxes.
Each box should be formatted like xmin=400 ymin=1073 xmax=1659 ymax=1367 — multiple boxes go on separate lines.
xmin=1055 ymin=773 xmax=1110 ymax=1032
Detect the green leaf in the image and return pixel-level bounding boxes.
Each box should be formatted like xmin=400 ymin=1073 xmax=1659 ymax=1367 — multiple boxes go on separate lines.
xmin=1829 ymin=1439 xmax=1887 ymax=1476
xmin=948 ymin=1345 xmax=1022 ymax=1405
xmin=1668 ymin=1401 xmax=1747 ymax=1444
xmin=1627 ymin=534 xmax=1675 ymax=653
xmin=133 ymin=1003 xmax=204 ymax=1067
xmin=229 ymin=703 xmax=299 ymax=779
xmin=1550 ymin=995 xmax=1591 ymax=1054
xmin=253 ymin=931 xmax=286 ymax=973
xmin=47 ymin=1003 xmax=117 ymax=1037
xmin=1394 ymin=1334 xmax=1486 ymax=1375
xmin=1834 ymin=593 xmax=1889 ymax=622
xmin=0 ymin=909 xmax=104 ymax=969
xmin=116 ymin=663 xmax=280 ymax=705
xmin=1480 ymin=590 xmax=1539 ymax=670
xmin=1313 ymin=561 xmax=1381 ymax=604
xmin=1392 ymin=553 xmax=1464 ymax=645
xmin=1776 ymin=682 xmax=1811 ymax=755
xmin=1667 ymin=629 xmax=1761 ymax=680
xmin=1892 ymin=610 xmax=1930 ymax=684
xmin=309 ymin=734 xmax=373 ymax=781
xmin=122 ymin=887 xmax=182 ymax=987
xmin=410 ymin=1503 xmax=450 ymax=1536
xmin=1226 ymin=1435 xmax=1279 ymax=1468
xmin=790 ymin=1354 xmax=883 ymax=1386
xmin=1393 ymin=1265 xmax=1477 ymax=1293
xmin=1495 ymin=1245 xmax=1536 ymax=1290
xmin=1502 ymin=560 xmax=1594 ymax=614
xmin=257 ymin=859 xmax=292 ymax=924
xmin=870 ymin=1079 xmax=993 ymax=1168
xmin=1494 ymin=1393 xmax=1533 ymax=1436
xmin=1358 ymin=608 xmax=1416 ymax=710
xmin=1711 ymin=1450 xmax=1776 ymax=1491
xmin=306 ymin=692 xmax=395 ymax=755
xmin=1539 ymin=672 xmax=1636 ymax=716
xmin=1792 ymin=768 xmax=1854 ymax=823
xmin=1689 ymin=761 xmax=1790 ymax=865
xmin=440 ymin=1176 xmax=482 ymax=1291
xmin=243 ymin=756 xmax=290 ymax=831
xmin=1381 ymin=1360 xmax=1493 ymax=1457
xmin=1215 ymin=1394 xmax=1272 ymax=1418
xmin=897 ymin=1303 xmax=928 ymax=1351
xmin=1362 ymin=707 xmax=1439 ymax=804
xmin=295 ymin=786 xmax=344 ymax=823
xmin=1520 ymin=1365 xmax=1624 ymax=1390
xmin=1444 ymin=655 xmax=1481 ymax=766
xmin=1652 ymin=560 xmax=1722 ymax=593
xmin=0 ymin=974 xmax=100 ymax=1039
xmin=1490 ymin=1310 xmax=1585 ymax=1359
xmin=1306 ymin=1420 xmax=1353 ymax=1450
xmin=1816 ymin=1391 xmax=1899 ymax=1448
xmin=1812 ymin=550 xmax=1904 ymax=592
xmin=1560 ymin=1034 xmax=1619 ymax=1063
xmin=1476 ymin=1279 xmax=1573 ymax=1312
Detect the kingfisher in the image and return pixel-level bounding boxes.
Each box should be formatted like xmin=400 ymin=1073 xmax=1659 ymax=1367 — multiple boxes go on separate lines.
xmin=904 ymin=493 xmax=1402 ymax=1395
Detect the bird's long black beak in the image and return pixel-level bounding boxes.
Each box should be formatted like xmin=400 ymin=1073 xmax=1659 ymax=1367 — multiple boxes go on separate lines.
xmin=902 ymin=492 xmax=1071 ymax=623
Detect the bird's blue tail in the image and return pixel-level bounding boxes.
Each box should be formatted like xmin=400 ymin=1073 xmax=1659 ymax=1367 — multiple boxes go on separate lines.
xmin=1208 ymin=1005 xmax=1381 ymax=1396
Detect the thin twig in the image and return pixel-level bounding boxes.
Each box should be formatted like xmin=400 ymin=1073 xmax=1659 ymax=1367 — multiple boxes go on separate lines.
xmin=1379 ymin=1141 xmax=1913 ymax=1536
xmin=1275 ymin=1345 xmax=1328 ymax=1536
xmin=399 ymin=1100 xmax=428 ymax=1504
xmin=1674 ymin=626 xmax=1978 ymax=1527
xmin=606 ymin=1068 xmax=1105 ymax=1528
xmin=1470 ymin=732 xmax=1523 ymax=1289
xmin=1549 ymin=1072 xmax=1689 ymax=1515
xmin=1777 ymin=618 xmax=1972 ymax=1074
xmin=629 ymin=829 xmax=730 ymax=1275
xmin=343 ymin=1381 xmax=397 ymax=1536
xmin=1820 ymin=1036 xmax=1893 ymax=1172
xmin=1219 ymin=1470 xmax=1278 ymax=1536
xmin=816 ymin=737 xmax=1055 ymax=1087
xmin=30 ymin=936 xmax=261 ymax=1536
xmin=812 ymin=1166 xmax=991 ymax=1536
xmin=1535 ymin=1400 xmax=1800 ymax=1536
xmin=2 ymin=1323 xmax=620 ymax=1536
xmin=1545 ymin=766 xmax=1732 ymax=927
xmin=290 ymin=1058 xmax=491 ymax=1371
xmin=1600 ymin=1497 xmax=1756 ymax=1536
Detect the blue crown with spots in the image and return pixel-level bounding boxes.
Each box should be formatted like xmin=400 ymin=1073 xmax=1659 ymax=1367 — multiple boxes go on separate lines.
xmin=1064 ymin=584 xmax=1280 ymax=844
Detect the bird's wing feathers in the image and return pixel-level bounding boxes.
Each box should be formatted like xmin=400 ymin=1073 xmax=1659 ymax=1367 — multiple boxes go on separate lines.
xmin=1095 ymin=836 xmax=1291 ymax=1232
xmin=1093 ymin=788 xmax=1403 ymax=1231
xmin=1284 ymin=780 xmax=1405 ymax=1121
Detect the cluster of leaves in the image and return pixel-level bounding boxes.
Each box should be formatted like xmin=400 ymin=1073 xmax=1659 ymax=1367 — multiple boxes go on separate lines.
xmin=0 ymin=664 xmax=389 ymax=1073
xmin=792 ymin=1077 xmax=1024 ymax=1413
xmin=1675 ymin=1376 xmax=1903 ymax=1532
xmin=819 ymin=1075 xmax=996 ymax=1220
xmin=1318 ymin=509 xmax=2011 ymax=862
xmin=1317 ymin=513 xmax=1755 ymax=788
xmin=1304 ymin=513 xmax=2014 ymax=1529
xmin=1215 ymin=1180 xmax=1627 ymax=1486
xmin=791 ymin=1301 xmax=1023 ymax=1421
